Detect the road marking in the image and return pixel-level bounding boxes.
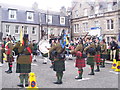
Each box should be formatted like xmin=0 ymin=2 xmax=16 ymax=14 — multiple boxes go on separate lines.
xmin=109 ymin=71 xmax=120 ymax=74
xmin=77 ymin=78 xmax=90 ymax=81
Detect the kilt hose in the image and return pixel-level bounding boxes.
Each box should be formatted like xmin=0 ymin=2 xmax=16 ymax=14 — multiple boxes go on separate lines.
xmin=94 ymin=54 xmax=101 ymax=63
xmin=75 ymin=58 xmax=86 ymax=68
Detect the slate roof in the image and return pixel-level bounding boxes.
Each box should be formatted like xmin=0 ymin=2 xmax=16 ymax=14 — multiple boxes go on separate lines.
xmin=1 ymin=3 xmax=69 ymax=27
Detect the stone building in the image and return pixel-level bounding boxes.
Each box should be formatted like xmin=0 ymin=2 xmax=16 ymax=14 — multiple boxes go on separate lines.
xmin=71 ymin=0 xmax=120 ymax=43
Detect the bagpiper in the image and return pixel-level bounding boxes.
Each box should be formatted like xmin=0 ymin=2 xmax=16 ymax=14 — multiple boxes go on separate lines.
xmin=49 ymin=38 xmax=57 ymax=68
xmin=100 ymin=39 xmax=108 ymax=67
xmin=49 ymin=37 xmax=66 ymax=84
xmin=84 ymin=38 xmax=96 ymax=75
xmin=13 ymin=34 xmax=33 ymax=87
xmin=71 ymin=39 xmax=85 ymax=79
xmin=32 ymin=40 xmax=38 ymax=62
xmin=94 ymin=37 xmax=101 ymax=72
xmin=5 ymin=36 xmax=14 ymax=74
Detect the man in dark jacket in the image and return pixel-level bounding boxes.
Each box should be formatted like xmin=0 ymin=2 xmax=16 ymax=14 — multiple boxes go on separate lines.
xmin=110 ymin=37 xmax=118 ymax=60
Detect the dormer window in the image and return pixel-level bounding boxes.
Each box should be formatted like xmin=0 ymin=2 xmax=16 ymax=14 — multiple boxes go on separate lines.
xmin=84 ymin=9 xmax=87 ymax=16
xmin=9 ymin=9 xmax=17 ymax=20
xmin=46 ymin=15 xmax=52 ymax=24
xmin=108 ymin=3 xmax=112 ymax=11
xmin=60 ymin=17 xmax=65 ymax=25
xmin=95 ymin=6 xmax=99 ymax=14
xmin=27 ymin=11 xmax=34 ymax=21
xmin=75 ymin=10 xmax=79 ymax=18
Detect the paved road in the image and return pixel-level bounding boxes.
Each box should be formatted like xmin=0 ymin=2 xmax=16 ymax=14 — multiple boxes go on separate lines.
xmin=1 ymin=56 xmax=119 ymax=89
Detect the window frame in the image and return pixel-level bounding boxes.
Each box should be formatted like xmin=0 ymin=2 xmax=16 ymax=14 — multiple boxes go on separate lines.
xmin=60 ymin=17 xmax=65 ymax=25
xmin=83 ymin=22 xmax=88 ymax=31
xmin=46 ymin=14 xmax=52 ymax=24
xmin=106 ymin=19 xmax=114 ymax=30
xmin=32 ymin=27 xmax=36 ymax=35
xmin=107 ymin=3 xmax=112 ymax=11
xmin=24 ymin=26 xmax=28 ymax=34
xmin=15 ymin=25 xmax=19 ymax=34
xmin=9 ymin=9 xmax=17 ymax=20
xmin=84 ymin=8 xmax=87 ymax=16
xmin=27 ymin=12 xmax=34 ymax=21
xmin=6 ymin=25 xmax=10 ymax=33
xmin=74 ymin=24 xmax=80 ymax=33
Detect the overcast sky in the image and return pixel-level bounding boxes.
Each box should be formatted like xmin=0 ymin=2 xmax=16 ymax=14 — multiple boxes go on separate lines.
xmin=0 ymin=0 xmax=72 ymax=11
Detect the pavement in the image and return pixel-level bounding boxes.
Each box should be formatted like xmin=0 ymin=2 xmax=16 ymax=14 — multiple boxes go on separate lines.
xmin=0 ymin=56 xmax=119 ymax=89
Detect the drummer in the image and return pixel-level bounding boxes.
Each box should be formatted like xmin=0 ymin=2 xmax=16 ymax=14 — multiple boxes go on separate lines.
xmin=39 ymin=39 xmax=51 ymax=64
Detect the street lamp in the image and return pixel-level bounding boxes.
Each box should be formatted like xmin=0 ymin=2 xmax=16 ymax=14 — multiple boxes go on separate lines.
xmin=67 ymin=10 xmax=72 ymax=41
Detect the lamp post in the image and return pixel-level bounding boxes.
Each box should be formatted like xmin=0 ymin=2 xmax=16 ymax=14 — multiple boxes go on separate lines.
xmin=68 ymin=10 xmax=72 ymax=41
xmin=46 ymin=7 xmax=52 ymax=40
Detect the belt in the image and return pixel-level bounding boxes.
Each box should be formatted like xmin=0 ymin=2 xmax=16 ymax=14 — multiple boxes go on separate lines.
xmin=19 ymin=54 xmax=31 ymax=55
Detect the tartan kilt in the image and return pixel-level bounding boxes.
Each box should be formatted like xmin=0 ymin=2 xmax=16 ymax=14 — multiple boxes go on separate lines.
xmin=87 ymin=57 xmax=95 ymax=66
xmin=53 ymin=60 xmax=65 ymax=72
xmin=94 ymin=54 xmax=101 ymax=63
xmin=101 ymin=54 xmax=108 ymax=59
xmin=75 ymin=58 xmax=86 ymax=68
xmin=16 ymin=63 xmax=31 ymax=73
xmin=6 ymin=55 xmax=14 ymax=62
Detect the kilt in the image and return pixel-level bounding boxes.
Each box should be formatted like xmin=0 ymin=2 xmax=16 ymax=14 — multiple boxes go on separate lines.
xmin=16 ymin=63 xmax=31 ymax=73
xmin=101 ymin=54 xmax=108 ymax=59
xmin=94 ymin=54 xmax=101 ymax=63
xmin=6 ymin=55 xmax=14 ymax=62
xmin=53 ymin=60 xmax=65 ymax=72
xmin=75 ymin=58 xmax=85 ymax=68
xmin=87 ymin=57 xmax=95 ymax=66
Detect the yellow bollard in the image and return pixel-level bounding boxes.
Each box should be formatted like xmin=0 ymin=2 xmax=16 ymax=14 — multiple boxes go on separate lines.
xmin=111 ymin=59 xmax=117 ymax=69
xmin=115 ymin=61 xmax=120 ymax=72
xmin=26 ymin=72 xmax=38 ymax=90
xmin=3 ymin=53 xmax=7 ymax=61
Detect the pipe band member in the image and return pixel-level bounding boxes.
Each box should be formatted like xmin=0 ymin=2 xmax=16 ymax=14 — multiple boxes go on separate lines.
xmin=5 ymin=37 xmax=14 ymax=74
xmin=71 ymin=39 xmax=86 ymax=79
xmin=13 ymin=34 xmax=33 ymax=87
xmin=49 ymin=37 xmax=65 ymax=84
xmin=84 ymin=39 xmax=96 ymax=75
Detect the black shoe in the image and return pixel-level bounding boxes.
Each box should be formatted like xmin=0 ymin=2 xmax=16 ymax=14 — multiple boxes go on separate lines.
xmin=59 ymin=81 xmax=62 ymax=84
xmin=53 ymin=82 xmax=62 ymax=84
xmin=7 ymin=70 xmax=12 ymax=74
xmin=68 ymin=58 xmax=73 ymax=60
xmin=5 ymin=70 xmax=12 ymax=74
xmin=95 ymin=69 xmax=100 ymax=72
xmin=17 ymin=84 xmax=24 ymax=87
xmin=100 ymin=65 xmax=105 ymax=68
xmin=34 ymin=59 xmax=37 ymax=62
xmin=25 ymin=84 xmax=29 ymax=87
xmin=43 ymin=62 xmax=47 ymax=64
xmin=75 ymin=77 xmax=82 ymax=79
xmin=5 ymin=70 xmax=9 ymax=73
xmin=88 ymin=73 xmax=95 ymax=75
